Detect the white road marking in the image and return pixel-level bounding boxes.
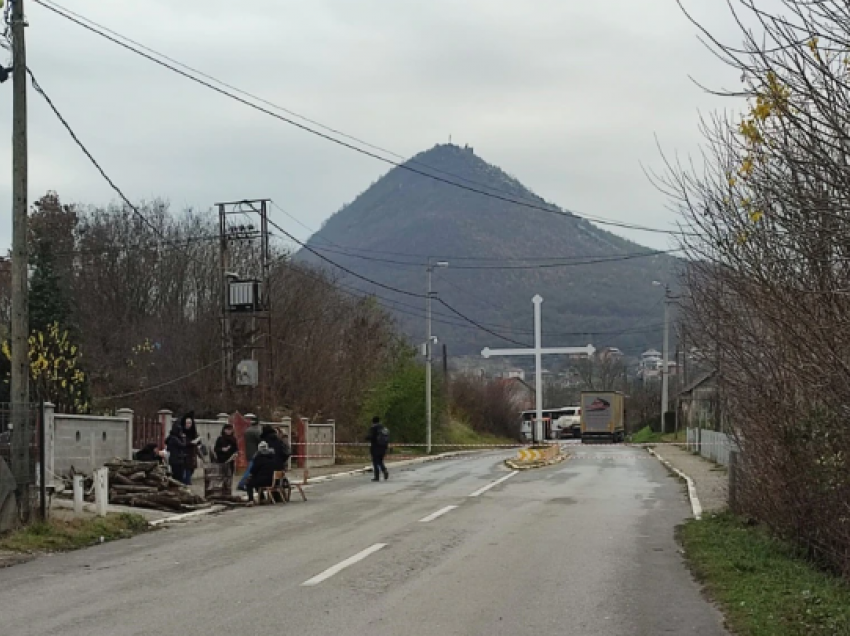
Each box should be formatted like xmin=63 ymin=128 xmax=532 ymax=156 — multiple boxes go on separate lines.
xmin=419 ymin=505 xmax=458 ymax=523
xmin=468 ymin=471 xmax=518 ymax=497
xmin=302 ymin=543 xmax=387 ymax=587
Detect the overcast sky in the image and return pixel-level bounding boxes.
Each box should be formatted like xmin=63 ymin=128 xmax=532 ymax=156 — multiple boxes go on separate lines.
xmin=0 ymin=0 xmax=745 ymax=252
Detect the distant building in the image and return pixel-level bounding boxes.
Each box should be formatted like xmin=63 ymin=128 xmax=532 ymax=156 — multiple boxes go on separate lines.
xmin=501 ymin=368 xmax=526 ymax=381
xmin=598 ymin=347 xmax=624 ymax=361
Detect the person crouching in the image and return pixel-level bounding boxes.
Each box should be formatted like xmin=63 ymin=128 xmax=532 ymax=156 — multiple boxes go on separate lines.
xmin=245 ymin=441 xmax=276 ymax=506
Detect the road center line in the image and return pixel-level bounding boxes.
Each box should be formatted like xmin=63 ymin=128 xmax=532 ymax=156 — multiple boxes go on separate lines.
xmin=468 ymin=471 xmax=518 ymax=497
xmin=419 ymin=505 xmax=458 ymax=523
xmin=301 ymin=543 xmax=387 ymax=587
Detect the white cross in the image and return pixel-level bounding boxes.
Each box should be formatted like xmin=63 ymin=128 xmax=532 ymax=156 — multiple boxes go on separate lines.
xmin=482 ymin=295 xmax=595 ymax=442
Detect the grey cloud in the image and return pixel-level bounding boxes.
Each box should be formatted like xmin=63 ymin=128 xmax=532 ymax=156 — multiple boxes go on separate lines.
xmin=0 ymin=0 xmax=744 ymax=252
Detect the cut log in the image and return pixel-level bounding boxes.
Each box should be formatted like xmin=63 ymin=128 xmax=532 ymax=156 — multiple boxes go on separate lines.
xmin=128 ymin=472 xmax=147 ymax=482
xmin=112 ymin=485 xmax=159 ymax=494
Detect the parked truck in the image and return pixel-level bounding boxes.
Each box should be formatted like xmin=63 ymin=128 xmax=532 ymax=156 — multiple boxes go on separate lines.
xmin=580 ymin=391 xmax=625 ymax=444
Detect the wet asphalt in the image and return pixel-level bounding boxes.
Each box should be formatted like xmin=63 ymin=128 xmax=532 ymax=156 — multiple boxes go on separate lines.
xmin=0 ymin=444 xmax=728 ymax=635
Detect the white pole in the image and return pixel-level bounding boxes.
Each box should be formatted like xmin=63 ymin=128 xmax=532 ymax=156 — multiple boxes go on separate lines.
xmin=94 ymin=467 xmax=108 ymax=517
xmin=426 ymin=262 xmax=433 ymax=454
xmin=661 ymin=288 xmax=670 ymax=434
xmin=73 ymin=475 xmax=84 ymax=516
xmin=533 ymin=295 xmax=544 ymax=444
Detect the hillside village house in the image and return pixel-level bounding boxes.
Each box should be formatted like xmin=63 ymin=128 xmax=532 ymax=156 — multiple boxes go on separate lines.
xmin=678 ymin=372 xmax=719 ymax=431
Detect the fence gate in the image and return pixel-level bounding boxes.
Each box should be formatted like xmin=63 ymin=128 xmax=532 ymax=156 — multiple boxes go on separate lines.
xmin=0 ymin=403 xmax=42 ymax=532
xmin=132 ymin=415 xmax=164 ymax=451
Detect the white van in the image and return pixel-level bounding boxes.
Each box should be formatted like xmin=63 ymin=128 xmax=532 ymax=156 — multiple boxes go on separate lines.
xmin=554 ymin=406 xmax=582 ymax=439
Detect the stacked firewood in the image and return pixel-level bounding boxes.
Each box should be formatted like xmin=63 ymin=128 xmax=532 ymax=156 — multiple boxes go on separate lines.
xmin=103 ymin=459 xmax=209 ymax=512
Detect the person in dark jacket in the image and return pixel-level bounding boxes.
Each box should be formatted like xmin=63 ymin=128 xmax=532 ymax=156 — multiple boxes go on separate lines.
xmin=134 ymin=443 xmax=162 ymax=463
xmin=165 ymin=423 xmax=187 ymax=481
xmin=245 ymin=441 xmax=277 ymax=506
xmin=238 ymin=415 xmax=262 ymax=491
xmin=214 ymin=423 xmax=239 ymax=464
xmin=366 ymin=416 xmax=389 ymax=482
xmin=213 ymin=422 xmax=239 ymax=493
xmin=180 ymin=412 xmax=202 ymax=486
xmin=261 ymin=425 xmax=290 ymax=471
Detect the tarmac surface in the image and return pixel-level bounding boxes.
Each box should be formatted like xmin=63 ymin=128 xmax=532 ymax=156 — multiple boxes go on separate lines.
xmin=0 ymin=445 xmax=728 ymax=636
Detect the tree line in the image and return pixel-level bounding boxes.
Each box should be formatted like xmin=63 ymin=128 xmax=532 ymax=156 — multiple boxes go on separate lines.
xmin=0 ymin=192 xmax=520 ymax=444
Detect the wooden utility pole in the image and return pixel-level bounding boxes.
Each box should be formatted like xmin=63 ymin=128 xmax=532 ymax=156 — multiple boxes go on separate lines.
xmin=11 ymin=0 xmax=29 ymax=407
xmin=10 ymin=0 xmax=30 ymax=487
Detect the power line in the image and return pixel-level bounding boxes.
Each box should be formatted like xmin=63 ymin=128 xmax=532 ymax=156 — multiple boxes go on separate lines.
xmin=266 ymin=216 xmax=531 ymax=346
xmin=26 ymin=49 xmax=666 ymax=348
xmin=97 ymin=335 xmax=269 ymax=401
xmin=33 ymin=0 xmax=691 ymax=238
xmin=304 ymin=242 xmax=679 ymax=270
xmin=266 ymin=202 xmax=684 ymax=267
xmin=26 ymin=66 xmax=207 ymax=266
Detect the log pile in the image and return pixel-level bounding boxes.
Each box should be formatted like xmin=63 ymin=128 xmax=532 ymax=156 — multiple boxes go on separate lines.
xmin=103 ymin=459 xmax=210 ymax=512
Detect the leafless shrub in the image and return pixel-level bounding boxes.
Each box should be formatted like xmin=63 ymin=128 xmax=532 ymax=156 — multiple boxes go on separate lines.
xmin=449 ymin=375 xmax=520 ymax=439
xmin=659 ymin=0 xmax=850 ymax=578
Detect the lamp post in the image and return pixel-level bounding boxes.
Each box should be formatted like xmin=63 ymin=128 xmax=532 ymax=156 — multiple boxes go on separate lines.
xmin=427 ymin=259 xmax=449 ymax=454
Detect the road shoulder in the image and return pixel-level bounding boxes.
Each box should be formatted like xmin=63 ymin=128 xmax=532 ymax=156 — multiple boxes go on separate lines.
xmin=649 ymin=443 xmax=728 ymax=514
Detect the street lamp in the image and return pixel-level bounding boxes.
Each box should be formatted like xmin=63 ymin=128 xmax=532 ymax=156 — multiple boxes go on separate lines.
xmin=426 ymin=259 xmax=449 ymax=454
xmin=653 ymin=281 xmax=671 ymax=434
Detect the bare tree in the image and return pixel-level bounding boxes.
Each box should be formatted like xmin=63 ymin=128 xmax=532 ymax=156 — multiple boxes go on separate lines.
xmin=574 ymin=355 xmax=626 ymax=391
xmin=658 ymin=0 xmax=850 ymax=578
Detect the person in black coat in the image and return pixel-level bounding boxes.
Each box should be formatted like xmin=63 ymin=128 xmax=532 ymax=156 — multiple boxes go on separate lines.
xmin=180 ymin=411 xmax=202 ymax=486
xmin=261 ymin=425 xmax=290 ymax=471
xmin=165 ymin=423 xmax=188 ymax=482
xmin=214 ymin=423 xmax=239 ymax=490
xmin=366 ymin=416 xmax=389 ymax=482
xmin=134 ymin=443 xmax=162 ymax=463
xmin=246 ymin=441 xmax=277 ymax=505
xmin=214 ymin=423 xmax=239 ymax=464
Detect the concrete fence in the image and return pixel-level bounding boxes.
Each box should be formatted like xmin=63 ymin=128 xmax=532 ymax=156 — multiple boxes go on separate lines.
xmin=46 ymin=406 xmax=336 ymax=482
xmin=46 ymin=403 xmax=134 ymax=480
xmin=686 ymin=427 xmax=736 ymax=467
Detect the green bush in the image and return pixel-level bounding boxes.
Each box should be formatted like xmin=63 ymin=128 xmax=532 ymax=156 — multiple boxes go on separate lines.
xmin=360 ymin=355 xmax=444 ymax=445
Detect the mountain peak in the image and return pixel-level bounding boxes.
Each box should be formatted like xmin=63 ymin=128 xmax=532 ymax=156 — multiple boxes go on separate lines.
xmin=298 ymin=146 xmax=677 ymax=355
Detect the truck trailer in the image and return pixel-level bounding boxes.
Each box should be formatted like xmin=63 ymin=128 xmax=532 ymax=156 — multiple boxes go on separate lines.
xmin=580 ymin=391 xmax=625 ymax=444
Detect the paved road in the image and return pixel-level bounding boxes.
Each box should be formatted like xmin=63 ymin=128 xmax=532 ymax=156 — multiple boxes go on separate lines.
xmin=0 ymin=446 xmax=728 ymax=635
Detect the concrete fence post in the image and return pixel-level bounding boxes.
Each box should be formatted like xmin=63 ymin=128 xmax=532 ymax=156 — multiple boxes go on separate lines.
xmin=73 ymin=474 xmax=84 ymax=516
xmin=217 ymin=413 xmax=229 ymax=424
xmin=94 ymin=467 xmax=109 ymax=517
xmin=43 ymin=402 xmax=55 ymax=487
xmin=328 ymin=419 xmax=336 ymax=465
xmin=117 ymin=408 xmax=134 ymax=460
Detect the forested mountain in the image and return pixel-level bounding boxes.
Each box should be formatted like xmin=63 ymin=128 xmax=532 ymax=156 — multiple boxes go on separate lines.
xmin=297 ymin=144 xmax=679 ymax=356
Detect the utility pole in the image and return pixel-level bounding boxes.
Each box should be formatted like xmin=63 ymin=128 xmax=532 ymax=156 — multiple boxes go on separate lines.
xmin=9 ymin=0 xmax=30 ymax=492
xmin=661 ymin=287 xmax=670 ymax=434
xmin=425 ymin=259 xmax=448 ymax=454
xmin=12 ymin=0 xmax=29 ymax=405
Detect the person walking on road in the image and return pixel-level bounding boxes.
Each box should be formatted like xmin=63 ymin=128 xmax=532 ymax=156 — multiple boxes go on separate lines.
xmin=238 ymin=415 xmax=262 ymax=491
xmin=366 ymin=416 xmax=390 ymax=482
